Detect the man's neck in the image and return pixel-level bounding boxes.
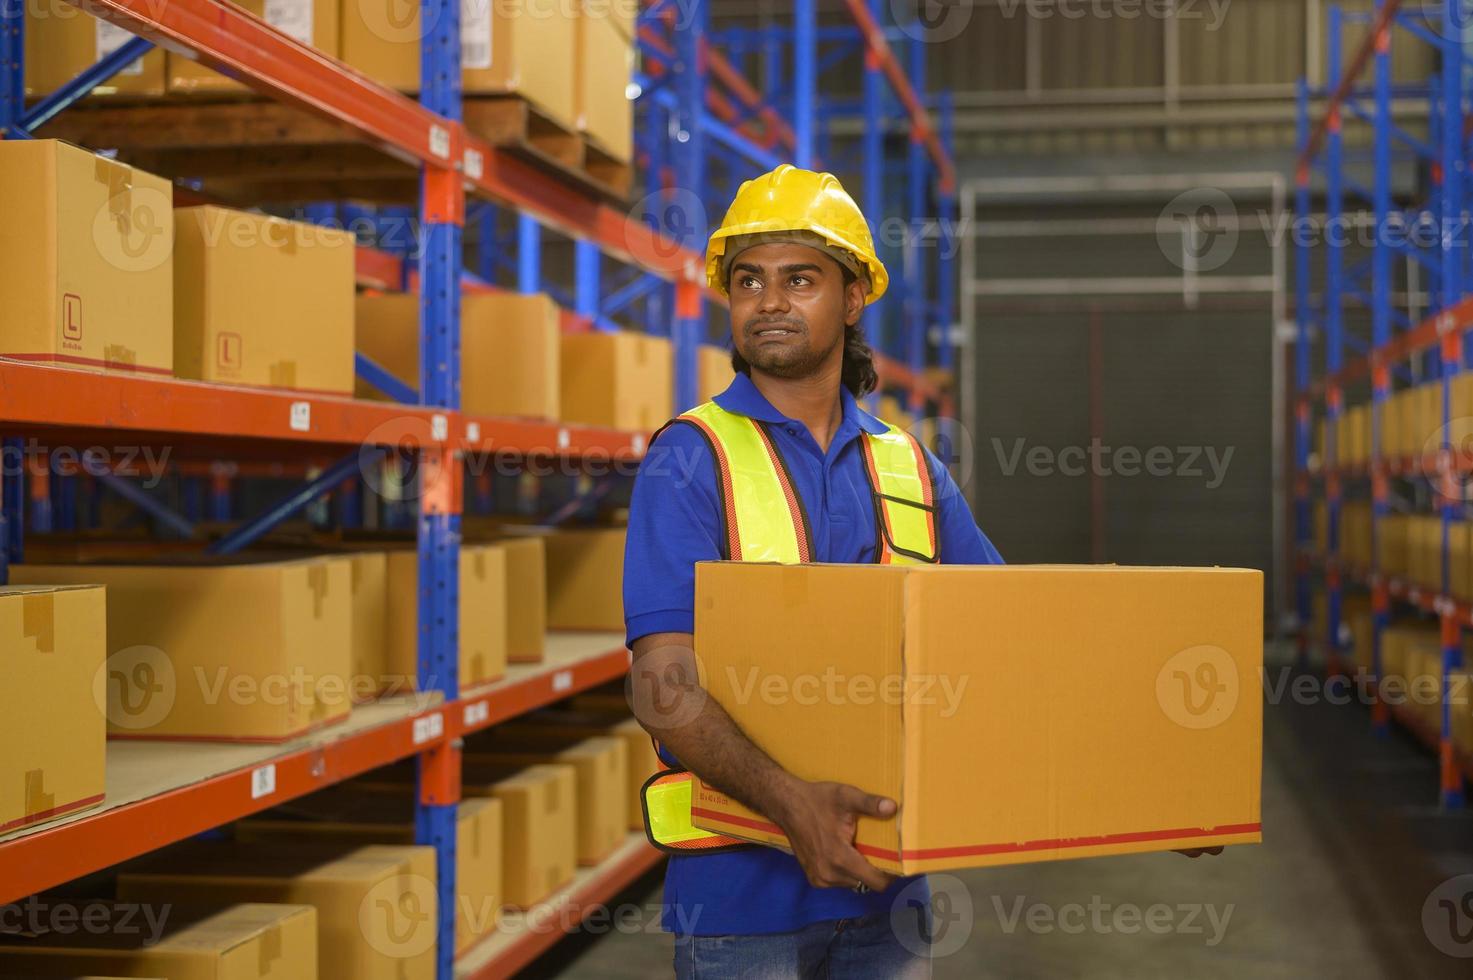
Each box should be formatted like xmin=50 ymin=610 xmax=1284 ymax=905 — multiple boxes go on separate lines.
xmin=749 ymin=362 xmax=845 ymax=453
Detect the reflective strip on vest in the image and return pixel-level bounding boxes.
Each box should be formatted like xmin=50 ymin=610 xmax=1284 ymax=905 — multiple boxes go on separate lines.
xmin=641 ymin=769 xmax=749 ymax=854
xmin=860 ymin=426 xmax=938 ymax=565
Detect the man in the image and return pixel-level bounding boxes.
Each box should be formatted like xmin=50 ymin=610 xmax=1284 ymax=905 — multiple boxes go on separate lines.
xmin=623 ymin=165 xmax=1002 ymax=977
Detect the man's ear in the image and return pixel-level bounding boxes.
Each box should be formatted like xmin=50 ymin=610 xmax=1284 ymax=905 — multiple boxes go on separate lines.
xmin=844 ymin=277 xmax=868 ymax=327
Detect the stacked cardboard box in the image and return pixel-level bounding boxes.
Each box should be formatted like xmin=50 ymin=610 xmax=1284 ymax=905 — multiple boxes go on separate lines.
xmin=169 ymin=0 xmax=338 ymax=93
xmin=386 ymin=545 xmax=508 ymax=692
xmin=11 ymin=558 xmax=353 ymax=741
xmin=1341 ymin=502 xmax=1372 ymax=568
xmin=560 ymin=332 xmax=674 ymax=431
xmin=541 ymin=528 xmax=626 ymax=631
xmin=24 ymin=2 xmax=165 ymax=98
xmin=0 ymin=140 xmax=173 ymax=376
xmin=2 ymin=585 xmax=106 ymax=833
xmin=0 ymin=903 xmax=316 ymax=978
xmin=697 ymin=345 xmax=736 ymax=403
xmin=574 ymin=0 xmax=636 ymax=161
xmin=356 ymin=293 xmax=561 ymax=420
xmin=1378 ymin=515 xmax=1408 ymax=578
xmin=236 ymin=786 xmax=502 ymax=954
xmin=118 ymin=843 xmax=436 ymax=980
xmin=174 ymin=206 xmax=355 ymax=393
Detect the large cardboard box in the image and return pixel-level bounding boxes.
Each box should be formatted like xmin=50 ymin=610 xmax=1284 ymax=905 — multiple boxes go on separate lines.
xmin=236 ymin=788 xmax=502 ymax=954
xmin=0 ymin=140 xmax=172 ymax=375
xmin=499 ymin=536 xmax=547 ymax=663
xmin=386 ymin=544 xmax=507 ymax=691
xmin=574 ymin=13 xmax=633 ymax=161
xmin=11 ymin=558 xmax=352 ymax=741
xmin=341 ymin=0 xmax=575 ymax=127
xmin=0 ymin=903 xmax=316 ymax=979
xmin=690 ymin=563 xmax=1263 ymax=873
xmin=696 ymin=345 xmax=735 ymax=403
xmin=346 ymin=551 xmax=391 ymax=698
xmin=118 ymin=843 xmax=435 ymax=980
xmin=542 ymin=528 xmax=625 ymax=631
xmin=174 ymin=206 xmax=354 ymax=393
xmin=25 ymin=3 xmax=165 ymax=98
xmin=355 ymin=292 xmax=560 ymax=420
xmin=1 ymin=585 xmax=105 ymax=833
xmin=560 ymin=332 xmax=673 ymax=432
xmin=471 ymin=763 xmax=576 ymax=908
xmin=468 ymin=735 xmax=627 ymax=865
xmin=1453 ymin=521 xmax=1472 ymax=602
xmin=487 ymin=715 xmax=656 ymax=830
xmin=168 ymin=0 xmax=338 ymax=93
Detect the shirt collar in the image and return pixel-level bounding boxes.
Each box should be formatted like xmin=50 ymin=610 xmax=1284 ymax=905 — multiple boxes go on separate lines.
xmin=713 ymin=371 xmax=891 ymax=436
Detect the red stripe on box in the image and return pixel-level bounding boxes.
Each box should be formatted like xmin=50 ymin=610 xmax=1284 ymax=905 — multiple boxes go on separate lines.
xmin=4 ymin=352 xmax=173 ymax=376
xmin=0 ymin=793 xmax=106 ymax=834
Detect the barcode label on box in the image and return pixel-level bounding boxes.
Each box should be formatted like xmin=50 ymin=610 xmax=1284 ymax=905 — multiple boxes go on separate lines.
xmin=96 ymin=21 xmax=144 ymax=76
xmin=264 ymin=0 xmax=314 ymax=46
xmin=552 ymin=670 xmax=573 ymax=693
xmin=413 ymin=712 xmax=444 ymax=744
xmin=289 ymin=401 xmax=311 ymax=432
xmin=251 ymin=764 xmax=276 ymax=799
xmin=462 ymin=0 xmax=492 ymax=69
xmin=463 ymin=701 xmax=490 ymax=727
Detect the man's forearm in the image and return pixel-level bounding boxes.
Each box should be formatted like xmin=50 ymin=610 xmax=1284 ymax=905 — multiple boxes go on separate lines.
xmin=630 ymin=632 xmax=799 ymax=824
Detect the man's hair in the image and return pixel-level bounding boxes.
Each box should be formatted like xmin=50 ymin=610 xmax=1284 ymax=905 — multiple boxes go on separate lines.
xmin=728 ymin=265 xmax=880 ymax=398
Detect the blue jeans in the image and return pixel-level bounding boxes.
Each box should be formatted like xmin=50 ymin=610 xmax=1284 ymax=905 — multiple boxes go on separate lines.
xmin=672 ymin=909 xmax=932 ymax=979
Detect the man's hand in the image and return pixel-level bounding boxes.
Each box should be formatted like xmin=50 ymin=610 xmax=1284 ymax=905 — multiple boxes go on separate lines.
xmin=1174 ymin=846 xmax=1224 ymax=858
xmin=769 ymin=778 xmax=897 ymax=892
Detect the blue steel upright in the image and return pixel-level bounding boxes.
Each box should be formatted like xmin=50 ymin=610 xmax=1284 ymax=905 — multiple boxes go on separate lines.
xmin=1324 ymin=5 xmax=1345 ymax=676
xmin=1370 ymin=1 xmax=1393 ymax=736
xmin=672 ymin=0 xmax=707 ymax=412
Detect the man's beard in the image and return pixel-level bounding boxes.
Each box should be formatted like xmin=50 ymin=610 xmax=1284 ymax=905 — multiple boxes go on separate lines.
xmin=739 ymin=317 xmax=844 ymax=380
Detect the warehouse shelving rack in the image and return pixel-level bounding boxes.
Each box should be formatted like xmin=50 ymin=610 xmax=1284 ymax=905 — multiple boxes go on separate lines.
xmin=1295 ymin=0 xmax=1473 ymax=807
xmin=0 ymin=0 xmax=961 ymax=976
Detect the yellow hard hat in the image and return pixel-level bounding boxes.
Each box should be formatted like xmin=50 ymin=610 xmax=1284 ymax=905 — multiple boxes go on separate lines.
xmin=706 ymin=164 xmax=889 ymax=304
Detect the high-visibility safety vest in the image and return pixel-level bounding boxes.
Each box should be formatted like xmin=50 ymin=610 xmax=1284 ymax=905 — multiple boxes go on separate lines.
xmin=641 ymin=399 xmax=939 ymax=855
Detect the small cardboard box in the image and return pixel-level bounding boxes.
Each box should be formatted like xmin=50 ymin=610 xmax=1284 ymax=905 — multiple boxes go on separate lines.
xmin=484 ymin=715 xmax=656 ymax=830
xmin=1 ymin=585 xmax=106 ymax=833
xmin=541 ymin=528 xmax=625 ymax=631
xmin=236 ymin=787 xmax=502 ymax=954
xmin=696 ymin=345 xmax=735 ymax=403
xmin=690 ymin=562 xmax=1264 ymax=874
xmin=574 ymin=12 xmax=633 ymax=161
xmin=0 ymin=903 xmax=316 ymax=979
xmin=174 ymin=206 xmax=354 ymax=393
xmin=560 ymin=332 xmax=673 ymax=432
xmin=463 ymin=763 xmax=576 ymax=908
xmin=355 ymin=292 xmax=560 ymax=420
xmin=11 ymin=557 xmax=353 ymax=741
xmin=119 ymin=843 xmax=435 ymax=980
xmin=498 ymin=535 xmax=547 ymax=663
xmin=168 ymin=0 xmax=338 ymax=93
xmin=341 ymin=0 xmax=575 ymax=127
xmin=385 ymin=544 xmax=507 ymax=691
xmin=25 ymin=2 xmax=166 ymax=98
xmin=468 ymin=735 xmax=627 ymax=865
xmin=346 ymin=551 xmax=390 ymax=698
xmin=0 ymin=140 xmax=173 ymax=375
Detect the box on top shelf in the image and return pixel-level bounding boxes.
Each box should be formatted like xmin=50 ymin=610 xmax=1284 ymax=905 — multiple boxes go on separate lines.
xmin=117 ymin=842 xmax=434 ymax=980
xmin=560 ymin=331 xmax=673 ymax=432
xmin=0 ymin=140 xmax=173 ymax=376
xmin=690 ymin=562 xmax=1264 ymax=874
xmin=386 ymin=544 xmax=507 ymax=691
xmin=697 ymin=345 xmax=736 ymax=403
xmin=355 ymin=292 xmax=561 ymax=421
xmin=1 ymin=585 xmax=106 ymax=834
xmin=168 ymin=0 xmax=339 ymax=93
xmin=574 ymin=8 xmax=634 ymax=162
xmin=236 ymin=786 xmax=502 ymax=954
xmin=25 ymin=2 xmax=166 ymax=98
xmin=0 ymin=903 xmax=316 ymax=980
xmin=10 ymin=557 xmax=353 ymax=741
xmin=174 ymin=206 xmax=354 ymax=394
xmin=341 ymin=0 xmax=575 ymax=128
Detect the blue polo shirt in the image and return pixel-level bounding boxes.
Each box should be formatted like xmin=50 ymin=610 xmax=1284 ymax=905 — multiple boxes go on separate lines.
xmin=623 ymin=372 xmax=1004 ymax=937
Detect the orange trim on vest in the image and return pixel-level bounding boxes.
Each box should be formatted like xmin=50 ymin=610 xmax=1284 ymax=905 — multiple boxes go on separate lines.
xmin=679 ymin=413 xmax=744 ymax=560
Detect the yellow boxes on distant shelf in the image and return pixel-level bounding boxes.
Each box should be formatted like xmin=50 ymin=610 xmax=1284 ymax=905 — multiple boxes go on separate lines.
xmin=499 ymin=536 xmax=547 ymax=663
xmin=1 ymin=585 xmax=105 ymax=834
xmin=560 ymin=332 xmax=673 ymax=431
xmin=236 ymin=787 xmax=502 ymax=955
xmin=174 ymin=206 xmax=354 ymax=393
xmin=0 ymin=903 xmax=316 ymax=979
xmin=24 ymin=2 xmax=165 ymax=98
xmin=168 ymin=0 xmax=338 ymax=94
xmin=542 ymin=528 xmax=626 ymax=631
xmin=574 ymin=4 xmax=635 ymax=161
xmin=484 ymin=717 xmax=655 ymax=831
xmin=690 ymin=563 xmax=1263 ymax=873
xmin=386 ymin=544 xmax=507 ymax=691
xmin=341 ymin=0 xmax=575 ymax=127
xmin=0 ymin=140 xmax=173 ymax=375
xmin=11 ymin=558 xmax=352 ymax=741
xmin=468 ymin=735 xmax=627 ymax=865
xmin=1378 ymin=514 xmax=1408 ymax=577
xmin=118 ymin=843 xmax=434 ymax=980
xmin=697 ymin=345 xmax=735 ymax=403
xmin=356 ymin=292 xmax=561 ymax=420
xmin=459 ymin=763 xmax=576 ymax=909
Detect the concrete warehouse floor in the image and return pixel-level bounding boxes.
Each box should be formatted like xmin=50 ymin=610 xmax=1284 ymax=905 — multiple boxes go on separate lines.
xmin=525 ymin=659 xmax=1473 ymax=979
